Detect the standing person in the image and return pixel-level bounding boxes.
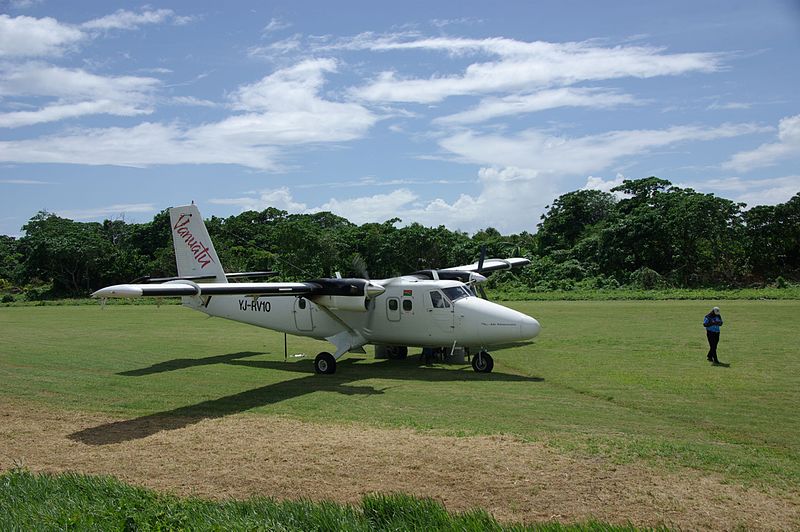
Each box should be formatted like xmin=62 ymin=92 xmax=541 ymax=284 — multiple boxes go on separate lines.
xmin=703 ymin=306 xmax=723 ymax=364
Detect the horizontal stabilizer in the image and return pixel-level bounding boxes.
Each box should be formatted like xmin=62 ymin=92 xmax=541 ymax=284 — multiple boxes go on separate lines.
xmin=130 ymin=271 xmax=277 ymax=284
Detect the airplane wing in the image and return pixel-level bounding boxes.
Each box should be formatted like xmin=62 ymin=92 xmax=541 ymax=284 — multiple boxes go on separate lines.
xmin=440 ymin=257 xmax=530 ymax=274
xmin=92 ymin=281 xmax=317 ymax=299
xmin=92 ymin=277 xmax=386 ymax=300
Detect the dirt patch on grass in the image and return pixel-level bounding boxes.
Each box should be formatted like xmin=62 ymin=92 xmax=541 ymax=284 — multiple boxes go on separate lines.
xmin=1 ymin=402 xmax=797 ymax=530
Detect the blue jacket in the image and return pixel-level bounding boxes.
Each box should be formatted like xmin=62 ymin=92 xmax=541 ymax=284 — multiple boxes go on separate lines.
xmin=704 ymin=313 xmax=723 ymax=333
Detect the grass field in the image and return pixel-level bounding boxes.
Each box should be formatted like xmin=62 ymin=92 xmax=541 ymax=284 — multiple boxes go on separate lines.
xmin=1 ymin=300 xmax=799 ymax=528
xmin=1 ymin=469 xmax=643 ymax=531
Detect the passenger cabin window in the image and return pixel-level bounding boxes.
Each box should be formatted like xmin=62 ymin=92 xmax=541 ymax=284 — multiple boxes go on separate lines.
xmin=429 ymin=291 xmax=450 ymax=308
xmin=388 ymin=299 xmax=398 ymax=311
xmin=298 ymin=298 xmax=307 ymax=309
xmin=402 ymin=299 xmax=413 ymax=311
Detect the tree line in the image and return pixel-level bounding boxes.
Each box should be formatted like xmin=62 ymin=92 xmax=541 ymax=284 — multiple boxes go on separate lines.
xmin=1 ymin=177 xmax=798 ymax=300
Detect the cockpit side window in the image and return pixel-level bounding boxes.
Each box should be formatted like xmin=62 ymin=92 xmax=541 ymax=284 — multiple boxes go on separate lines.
xmin=429 ymin=290 xmax=450 ymax=308
xmin=442 ymin=286 xmax=470 ymax=302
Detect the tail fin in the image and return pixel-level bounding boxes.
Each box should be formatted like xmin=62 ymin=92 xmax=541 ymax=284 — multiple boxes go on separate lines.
xmin=169 ymin=204 xmax=227 ymax=283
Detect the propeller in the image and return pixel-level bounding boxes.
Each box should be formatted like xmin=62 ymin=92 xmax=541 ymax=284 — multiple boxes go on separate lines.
xmin=350 ymin=253 xmax=370 ymax=280
xmin=474 ymin=245 xmax=490 ymax=300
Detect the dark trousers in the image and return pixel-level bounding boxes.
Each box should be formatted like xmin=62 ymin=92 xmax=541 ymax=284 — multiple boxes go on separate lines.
xmin=706 ymin=330 xmax=720 ymax=362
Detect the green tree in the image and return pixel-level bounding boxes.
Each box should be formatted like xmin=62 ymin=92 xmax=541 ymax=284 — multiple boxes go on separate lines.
xmin=18 ymin=212 xmax=113 ymax=296
xmin=537 ymin=189 xmax=617 ymax=255
xmin=744 ymin=193 xmax=800 ymax=281
xmin=0 ymin=235 xmax=22 ymax=285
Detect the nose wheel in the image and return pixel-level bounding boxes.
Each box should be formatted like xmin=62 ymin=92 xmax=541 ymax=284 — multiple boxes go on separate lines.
xmin=471 ymin=351 xmax=494 ymax=373
xmin=314 ymin=352 xmax=337 ymax=374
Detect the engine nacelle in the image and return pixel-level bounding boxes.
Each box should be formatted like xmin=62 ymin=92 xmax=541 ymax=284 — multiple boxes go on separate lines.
xmin=308 ymin=278 xmax=385 ymax=312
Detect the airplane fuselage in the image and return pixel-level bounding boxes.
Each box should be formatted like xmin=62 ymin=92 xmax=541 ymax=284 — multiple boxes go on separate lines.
xmin=194 ymin=277 xmax=540 ymax=350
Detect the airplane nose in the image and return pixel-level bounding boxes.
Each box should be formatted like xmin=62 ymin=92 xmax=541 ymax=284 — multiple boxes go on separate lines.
xmin=520 ymin=316 xmax=541 ymax=340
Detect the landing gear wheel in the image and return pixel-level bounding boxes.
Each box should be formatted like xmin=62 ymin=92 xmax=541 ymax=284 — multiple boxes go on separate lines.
xmin=388 ymin=346 xmax=408 ymax=360
xmin=314 ymin=352 xmax=336 ymax=374
xmin=472 ymin=351 xmax=494 ymax=373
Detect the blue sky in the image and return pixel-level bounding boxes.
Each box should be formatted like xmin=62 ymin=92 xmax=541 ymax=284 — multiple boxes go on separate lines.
xmin=1 ymin=0 xmax=799 ymax=236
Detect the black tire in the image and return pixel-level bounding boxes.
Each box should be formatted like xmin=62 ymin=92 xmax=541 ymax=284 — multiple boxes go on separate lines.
xmin=314 ymin=352 xmax=336 ymax=374
xmin=471 ymin=351 xmax=494 ymax=373
xmin=388 ymin=346 xmax=408 ymax=360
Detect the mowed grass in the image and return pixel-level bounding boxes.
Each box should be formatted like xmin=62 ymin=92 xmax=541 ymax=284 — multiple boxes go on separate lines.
xmin=1 ymin=300 xmax=798 ymax=491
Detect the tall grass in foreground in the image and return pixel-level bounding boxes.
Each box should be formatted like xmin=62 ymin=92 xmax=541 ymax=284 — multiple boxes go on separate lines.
xmin=1 ymin=469 xmax=652 ymax=531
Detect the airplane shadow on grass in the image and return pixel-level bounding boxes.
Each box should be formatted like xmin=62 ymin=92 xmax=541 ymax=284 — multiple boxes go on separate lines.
xmin=69 ymin=351 xmax=543 ymax=446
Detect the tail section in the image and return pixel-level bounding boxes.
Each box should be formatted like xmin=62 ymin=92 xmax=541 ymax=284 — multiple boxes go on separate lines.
xmin=169 ymin=204 xmax=227 ymax=283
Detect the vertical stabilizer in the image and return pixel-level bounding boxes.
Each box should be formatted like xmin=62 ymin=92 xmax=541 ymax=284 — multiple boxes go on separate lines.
xmin=169 ymin=205 xmax=227 ymax=283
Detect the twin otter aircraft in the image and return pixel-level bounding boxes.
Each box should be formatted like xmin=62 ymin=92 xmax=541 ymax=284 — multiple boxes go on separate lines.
xmin=93 ymin=204 xmax=541 ymax=374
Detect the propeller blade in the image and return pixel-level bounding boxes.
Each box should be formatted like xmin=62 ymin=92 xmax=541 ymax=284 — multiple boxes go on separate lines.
xmin=351 ymin=254 xmax=369 ymax=280
xmin=477 ymin=245 xmax=486 ymax=273
xmin=478 ymin=284 xmax=489 ymax=300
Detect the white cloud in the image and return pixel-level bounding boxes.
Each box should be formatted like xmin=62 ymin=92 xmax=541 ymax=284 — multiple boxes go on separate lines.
xmin=190 ymin=59 xmax=377 ymax=146
xmin=316 ymin=189 xmax=418 ymax=224
xmin=436 ymin=87 xmax=639 ymax=125
xmin=210 ymin=187 xmax=421 ymax=226
xmin=248 ymin=34 xmax=303 ymax=57
xmin=0 ymin=63 xmax=159 ymax=127
xmin=0 ymin=63 xmax=159 ymax=100
xmin=0 ymin=178 xmax=55 ymax=185
xmin=724 ymin=114 xmax=800 ymax=171
xmin=582 ymin=174 xmax=626 ymax=193
xmin=0 ymin=122 xmax=281 ymax=169
xmin=439 ymin=123 xmax=765 ymax=178
xmin=81 ymin=9 xmax=175 ymax=31
xmin=210 ymin=187 xmax=308 ymax=212
xmin=207 ymin=173 xmax=550 ymax=234
xmin=0 ymin=59 xmax=377 ymax=168
xmin=707 ymin=101 xmax=752 ymax=111
xmin=263 ymin=17 xmax=291 ymax=33
xmin=0 ymin=14 xmax=84 ymax=57
xmin=169 ymin=96 xmax=218 ymax=107
xmin=692 ymin=175 xmax=800 ymax=206
xmin=0 ymin=99 xmax=150 ymax=128
xmin=344 ymin=35 xmax=721 ymax=103
xmin=57 ymin=203 xmax=156 ymax=221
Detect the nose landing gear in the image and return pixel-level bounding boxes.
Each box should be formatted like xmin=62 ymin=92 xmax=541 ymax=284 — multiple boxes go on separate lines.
xmin=471 ymin=350 xmax=494 ymax=373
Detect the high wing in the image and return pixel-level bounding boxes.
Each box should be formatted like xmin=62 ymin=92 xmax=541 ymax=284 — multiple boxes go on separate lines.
xmin=404 ymin=256 xmax=530 ymax=283
xmin=92 ymin=281 xmax=315 ymax=299
xmin=441 ymin=257 xmax=530 ymax=274
xmin=92 ymin=278 xmax=386 ymax=300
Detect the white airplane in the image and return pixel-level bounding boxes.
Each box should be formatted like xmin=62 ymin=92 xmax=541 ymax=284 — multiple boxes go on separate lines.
xmin=93 ymin=204 xmax=541 ymax=374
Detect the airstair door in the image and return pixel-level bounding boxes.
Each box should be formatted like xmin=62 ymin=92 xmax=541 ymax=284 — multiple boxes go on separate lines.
xmin=386 ymin=298 xmax=400 ymax=322
xmin=294 ymin=297 xmax=314 ymax=331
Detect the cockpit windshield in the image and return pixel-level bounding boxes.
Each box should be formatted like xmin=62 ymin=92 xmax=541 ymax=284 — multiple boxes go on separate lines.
xmin=442 ymin=286 xmax=471 ymax=302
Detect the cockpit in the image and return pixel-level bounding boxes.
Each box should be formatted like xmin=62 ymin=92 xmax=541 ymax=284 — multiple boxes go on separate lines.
xmin=442 ymin=285 xmax=472 ymax=302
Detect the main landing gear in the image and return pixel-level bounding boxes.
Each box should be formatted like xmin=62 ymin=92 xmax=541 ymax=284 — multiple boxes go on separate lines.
xmin=471 ymin=351 xmax=494 ymax=373
xmin=314 ymin=352 xmax=336 ymax=374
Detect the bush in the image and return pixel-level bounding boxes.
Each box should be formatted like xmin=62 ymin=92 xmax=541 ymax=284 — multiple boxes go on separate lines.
xmin=629 ymin=267 xmax=665 ymax=289
xmin=23 ymin=282 xmax=53 ymax=301
xmin=1 ymin=294 xmax=14 ymax=303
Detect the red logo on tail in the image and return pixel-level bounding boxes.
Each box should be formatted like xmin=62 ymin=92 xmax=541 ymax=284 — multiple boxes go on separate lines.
xmin=173 ymin=214 xmax=214 ymax=269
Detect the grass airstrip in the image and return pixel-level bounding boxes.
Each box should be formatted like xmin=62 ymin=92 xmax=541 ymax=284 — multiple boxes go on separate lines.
xmin=1 ymin=300 xmax=799 ymax=529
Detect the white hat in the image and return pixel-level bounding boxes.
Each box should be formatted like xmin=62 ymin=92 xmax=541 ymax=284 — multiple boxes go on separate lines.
xmin=712 ymin=306 xmax=720 ymax=312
